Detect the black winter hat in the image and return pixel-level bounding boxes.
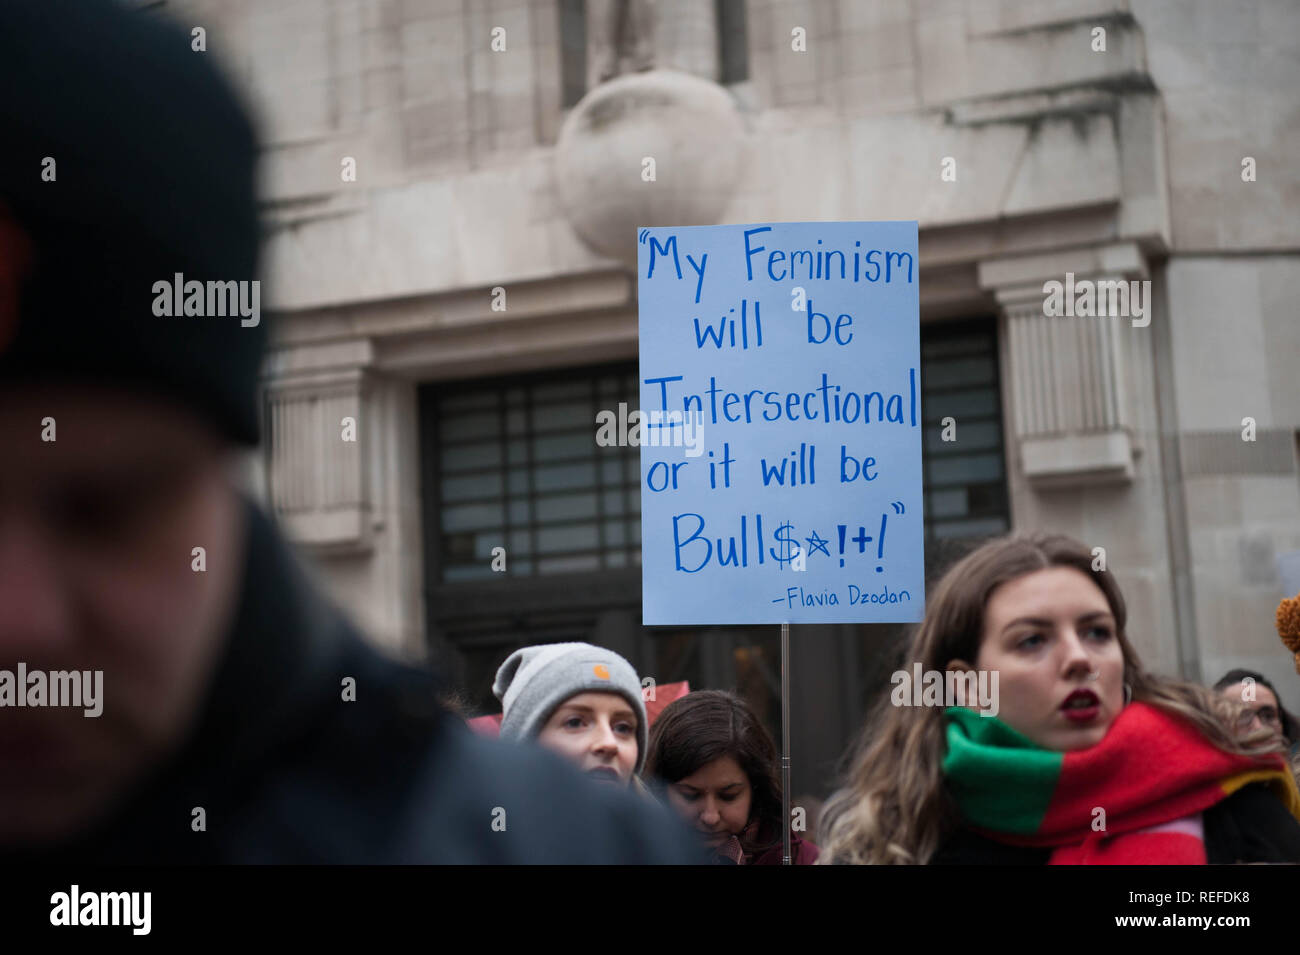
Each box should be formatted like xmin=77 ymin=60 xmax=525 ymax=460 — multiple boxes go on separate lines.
xmin=0 ymin=0 xmax=265 ymax=444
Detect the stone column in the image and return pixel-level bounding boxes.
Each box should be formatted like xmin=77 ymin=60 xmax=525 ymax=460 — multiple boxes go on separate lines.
xmin=262 ymin=338 xmax=426 ymax=660
xmin=995 ymin=291 xmax=1135 ymax=490
xmin=977 ymin=242 xmax=1189 ymax=678
xmin=263 ymin=340 xmax=374 ymax=551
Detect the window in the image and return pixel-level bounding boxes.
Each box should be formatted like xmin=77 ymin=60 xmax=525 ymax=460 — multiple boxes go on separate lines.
xmin=559 ymin=0 xmax=749 ymax=108
xmin=559 ymin=0 xmax=587 ymax=109
xmin=920 ymin=320 xmax=1011 ymax=557
xmin=716 ymin=0 xmax=749 ymax=84
xmin=427 ymin=365 xmax=640 ymax=583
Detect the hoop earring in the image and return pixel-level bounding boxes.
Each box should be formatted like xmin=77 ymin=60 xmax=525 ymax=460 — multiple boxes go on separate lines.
xmin=1123 ymin=683 xmax=1133 ymax=705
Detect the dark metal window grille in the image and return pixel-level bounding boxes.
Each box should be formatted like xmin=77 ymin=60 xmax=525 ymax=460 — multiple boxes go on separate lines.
xmin=432 ymin=365 xmax=641 ymax=582
xmin=920 ymin=319 xmax=1011 ymax=546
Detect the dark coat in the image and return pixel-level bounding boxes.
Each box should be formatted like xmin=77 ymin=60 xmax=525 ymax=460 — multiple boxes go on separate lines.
xmin=931 ymin=783 xmax=1300 ymax=865
xmin=13 ymin=501 xmax=699 ymax=864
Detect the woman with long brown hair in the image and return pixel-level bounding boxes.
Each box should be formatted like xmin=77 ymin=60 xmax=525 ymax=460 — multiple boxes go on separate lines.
xmin=646 ymin=690 xmax=818 ymax=864
xmin=818 ymin=533 xmax=1300 ymax=864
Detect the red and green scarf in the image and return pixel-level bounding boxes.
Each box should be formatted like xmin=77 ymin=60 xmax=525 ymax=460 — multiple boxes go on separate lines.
xmin=942 ymin=702 xmax=1300 ymax=864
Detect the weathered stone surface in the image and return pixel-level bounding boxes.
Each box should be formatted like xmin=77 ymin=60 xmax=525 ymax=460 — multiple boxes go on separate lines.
xmin=155 ymin=0 xmax=1300 ymax=707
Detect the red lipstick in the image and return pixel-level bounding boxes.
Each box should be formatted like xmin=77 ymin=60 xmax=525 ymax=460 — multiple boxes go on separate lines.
xmin=1060 ymin=688 xmax=1100 ymax=723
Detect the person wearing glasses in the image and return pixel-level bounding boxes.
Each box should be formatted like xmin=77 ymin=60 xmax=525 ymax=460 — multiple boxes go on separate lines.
xmin=1214 ymin=669 xmax=1297 ymax=755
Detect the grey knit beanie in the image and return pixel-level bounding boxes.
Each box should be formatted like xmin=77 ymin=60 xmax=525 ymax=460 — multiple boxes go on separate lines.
xmin=492 ymin=642 xmax=648 ymax=773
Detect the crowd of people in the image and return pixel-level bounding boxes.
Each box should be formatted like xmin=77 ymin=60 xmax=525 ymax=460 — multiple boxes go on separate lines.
xmin=481 ymin=534 xmax=1300 ymax=865
xmin=488 ymin=642 xmax=819 ymax=864
xmin=3 ymin=0 xmax=1299 ymax=867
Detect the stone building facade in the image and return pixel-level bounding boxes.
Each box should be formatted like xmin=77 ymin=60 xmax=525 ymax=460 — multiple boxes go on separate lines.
xmin=160 ymin=0 xmax=1300 ymax=797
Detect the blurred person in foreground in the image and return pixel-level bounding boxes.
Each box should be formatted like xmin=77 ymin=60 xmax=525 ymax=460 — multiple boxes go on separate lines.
xmin=0 ymin=0 xmax=695 ymax=864
xmin=818 ymin=534 xmax=1300 ymax=865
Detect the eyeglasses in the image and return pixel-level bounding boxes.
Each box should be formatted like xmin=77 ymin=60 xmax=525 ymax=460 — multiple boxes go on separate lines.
xmin=1235 ymin=706 xmax=1282 ymax=731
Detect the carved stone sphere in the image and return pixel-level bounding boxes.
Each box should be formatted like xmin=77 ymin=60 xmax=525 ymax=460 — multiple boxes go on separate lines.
xmin=555 ymin=69 xmax=746 ymax=266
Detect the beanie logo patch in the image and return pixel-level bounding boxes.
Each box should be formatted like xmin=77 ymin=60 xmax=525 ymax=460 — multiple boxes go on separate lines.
xmin=593 ymin=664 xmax=610 ymax=680
xmin=0 ymin=203 xmax=34 ymax=355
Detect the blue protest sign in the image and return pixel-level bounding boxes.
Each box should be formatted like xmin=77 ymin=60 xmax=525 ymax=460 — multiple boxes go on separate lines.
xmin=636 ymin=221 xmax=923 ymax=624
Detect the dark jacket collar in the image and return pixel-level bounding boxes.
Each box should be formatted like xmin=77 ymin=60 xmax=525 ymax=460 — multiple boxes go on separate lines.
xmin=178 ymin=498 xmax=356 ymax=769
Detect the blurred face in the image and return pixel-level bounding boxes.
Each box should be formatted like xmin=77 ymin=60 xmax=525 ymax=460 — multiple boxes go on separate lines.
xmin=0 ymin=385 xmax=245 ymax=845
xmin=535 ymin=691 xmax=638 ymax=786
xmin=952 ymin=566 xmax=1126 ymax=751
xmin=665 ymin=755 xmax=752 ymax=849
xmin=1219 ymin=682 xmax=1285 ymax=745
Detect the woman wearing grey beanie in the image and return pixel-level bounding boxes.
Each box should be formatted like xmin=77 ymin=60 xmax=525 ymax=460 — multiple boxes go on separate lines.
xmin=492 ymin=642 xmax=649 ymax=788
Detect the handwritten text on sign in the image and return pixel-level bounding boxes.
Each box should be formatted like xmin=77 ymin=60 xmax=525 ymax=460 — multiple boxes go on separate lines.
xmin=636 ymin=221 xmax=923 ymax=624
